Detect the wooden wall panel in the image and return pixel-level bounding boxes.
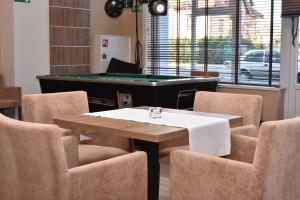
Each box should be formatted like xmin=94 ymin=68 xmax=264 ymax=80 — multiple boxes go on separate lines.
xmin=50 ymin=47 xmax=90 ymax=65
xmin=49 ymin=0 xmax=90 ymax=75
xmin=50 ymin=27 xmax=90 ymax=46
xmin=50 ymin=0 xmax=90 ymax=9
xmin=50 ymin=66 xmax=90 ymax=74
xmin=49 ymin=7 xmax=90 ymax=27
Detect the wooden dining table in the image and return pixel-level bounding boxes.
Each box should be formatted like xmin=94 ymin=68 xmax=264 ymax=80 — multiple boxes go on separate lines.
xmin=54 ymin=107 xmax=243 ymax=200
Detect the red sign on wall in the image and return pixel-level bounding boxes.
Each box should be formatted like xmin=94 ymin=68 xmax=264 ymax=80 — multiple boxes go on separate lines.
xmin=102 ymin=39 xmax=108 ymax=48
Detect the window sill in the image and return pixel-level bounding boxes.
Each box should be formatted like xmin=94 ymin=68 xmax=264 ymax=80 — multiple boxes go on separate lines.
xmin=218 ymin=84 xmax=286 ymax=91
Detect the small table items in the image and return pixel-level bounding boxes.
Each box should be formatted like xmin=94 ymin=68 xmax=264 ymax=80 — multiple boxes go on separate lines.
xmin=85 ymin=107 xmax=231 ymax=157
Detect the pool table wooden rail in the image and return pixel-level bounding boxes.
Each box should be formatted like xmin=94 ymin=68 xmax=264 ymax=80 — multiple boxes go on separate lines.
xmin=37 ymin=74 xmax=219 ymax=86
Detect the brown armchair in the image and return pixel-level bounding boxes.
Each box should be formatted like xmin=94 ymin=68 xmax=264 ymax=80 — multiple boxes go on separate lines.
xmin=0 ymin=74 xmax=22 ymax=119
xmin=170 ymin=117 xmax=300 ymax=200
xmin=22 ymin=91 xmax=128 ymax=168
xmin=0 ymin=113 xmax=147 ymax=200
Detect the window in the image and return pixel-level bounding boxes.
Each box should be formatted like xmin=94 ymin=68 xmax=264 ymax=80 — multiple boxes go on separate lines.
xmin=298 ymin=19 xmax=300 ymax=84
xmin=144 ymin=0 xmax=282 ymax=86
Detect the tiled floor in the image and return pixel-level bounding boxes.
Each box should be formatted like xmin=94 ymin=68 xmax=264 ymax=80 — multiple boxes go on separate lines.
xmin=159 ymin=164 xmax=170 ymax=200
xmin=159 ymin=177 xmax=170 ymax=200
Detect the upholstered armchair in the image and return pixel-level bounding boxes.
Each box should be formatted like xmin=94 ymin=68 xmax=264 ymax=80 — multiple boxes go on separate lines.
xmin=193 ymin=91 xmax=263 ymax=137
xmin=170 ymin=117 xmax=300 ymax=200
xmin=0 ymin=113 xmax=147 ymax=200
xmin=22 ymin=91 xmax=128 ymax=168
xmin=159 ymin=91 xmax=263 ymax=162
xmin=0 ymin=74 xmax=22 ymax=119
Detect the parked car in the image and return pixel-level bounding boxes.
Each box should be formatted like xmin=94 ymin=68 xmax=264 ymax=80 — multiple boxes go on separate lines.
xmin=224 ymin=49 xmax=280 ymax=81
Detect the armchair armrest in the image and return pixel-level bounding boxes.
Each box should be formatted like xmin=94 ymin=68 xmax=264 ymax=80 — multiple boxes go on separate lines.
xmin=62 ymin=135 xmax=79 ymax=168
xmin=227 ymin=134 xmax=257 ymax=164
xmin=69 ymin=151 xmax=147 ymax=200
xmin=171 ymin=150 xmax=257 ymax=200
xmin=231 ymin=124 xmax=259 ymax=137
xmin=60 ymin=128 xmax=71 ymax=136
xmin=0 ymin=86 xmax=22 ymax=102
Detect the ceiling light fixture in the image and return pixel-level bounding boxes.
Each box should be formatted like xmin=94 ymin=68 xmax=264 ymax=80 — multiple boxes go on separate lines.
xmin=104 ymin=0 xmax=168 ymax=18
xmin=104 ymin=0 xmax=124 ymax=18
xmin=148 ymin=0 xmax=167 ymax=16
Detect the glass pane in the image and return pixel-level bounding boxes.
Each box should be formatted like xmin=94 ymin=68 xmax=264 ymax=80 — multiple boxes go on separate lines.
xmin=178 ymin=1 xmax=192 ymax=76
xmin=144 ymin=0 xmax=282 ymax=84
xmin=194 ymin=16 xmax=206 ymax=72
xmin=197 ymin=0 xmax=205 ymax=8
xmin=145 ymin=0 xmax=193 ymax=76
xmin=298 ymin=18 xmax=300 ymax=84
xmin=207 ymin=14 xmax=234 ymax=83
xmin=272 ymin=0 xmax=282 ymax=86
xmin=208 ymin=0 xmax=229 ymax=7
xmin=198 ymin=0 xmax=230 ymax=8
xmin=238 ymin=0 xmax=281 ymax=86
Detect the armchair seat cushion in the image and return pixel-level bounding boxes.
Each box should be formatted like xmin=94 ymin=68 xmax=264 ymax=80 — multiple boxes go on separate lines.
xmin=160 ymin=145 xmax=189 ymax=163
xmin=0 ymin=100 xmax=19 ymax=109
xmin=60 ymin=128 xmax=71 ymax=136
xmin=78 ymin=144 xmax=128 ymax=166
xmin=160 ymin=145 xmax=189 ymax=157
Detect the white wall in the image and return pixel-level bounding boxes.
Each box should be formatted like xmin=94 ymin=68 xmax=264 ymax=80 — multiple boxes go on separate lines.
xmin=13 ymin=0 xmax=50 ymax=94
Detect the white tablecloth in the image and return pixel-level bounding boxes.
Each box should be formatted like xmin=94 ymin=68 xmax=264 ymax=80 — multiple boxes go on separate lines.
xmin=85 ymin=108 xmax=230 ymax=156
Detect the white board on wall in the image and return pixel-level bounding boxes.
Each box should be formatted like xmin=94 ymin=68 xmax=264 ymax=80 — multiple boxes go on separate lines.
xmin=94 ymin=35 xmax=131 ymax=73
xmin=13 ymin=0 xmax=50 ymax=94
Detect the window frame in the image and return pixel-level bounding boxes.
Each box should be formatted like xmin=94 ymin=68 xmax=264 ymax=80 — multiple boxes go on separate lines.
xmin=144 ymin=0 xmax=281 ymax=87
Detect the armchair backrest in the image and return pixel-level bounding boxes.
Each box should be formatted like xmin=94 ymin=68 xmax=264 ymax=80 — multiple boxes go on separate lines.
xmin=253 ymin=117 xmax=300 ymax=199
xmin=0 ymin=114 xmax=69 ymax=200
xmin=193 ymin=91 xmax=262 ymax=127
xmin=22 ymin=91 xmax=89 ymax=124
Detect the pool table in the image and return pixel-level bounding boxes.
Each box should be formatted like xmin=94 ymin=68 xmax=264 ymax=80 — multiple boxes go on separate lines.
xmin=37 ymin=73 xmax=218 ymax=111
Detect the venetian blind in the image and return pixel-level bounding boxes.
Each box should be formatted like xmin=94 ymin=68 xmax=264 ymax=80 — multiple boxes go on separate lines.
xmin=144 ymin=1 xmax=193 ymax=75
xmin=282 ymin=0 xmax=300 ymax=17
xmin=144 ymin=0 xmax=282 ymax=86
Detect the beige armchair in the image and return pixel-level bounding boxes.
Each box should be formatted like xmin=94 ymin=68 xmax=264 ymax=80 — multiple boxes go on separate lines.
xmin=159 ymin=91 xmax=263 ymax=162
xmin=0 ymin=113 xmax=147 ymax=200
xmin=22 ymin=91 xmax=128 ymax=168
xmin=0 ymin=74 xmax=22 ymax=119
xmin=193 ymin=91 xmax=263 ymax=137
xmin=170 ymin=117 xmax=300 ymax=200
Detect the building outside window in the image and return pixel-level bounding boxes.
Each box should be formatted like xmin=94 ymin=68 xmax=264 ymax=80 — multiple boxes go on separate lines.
xmin=144 ymin=0 xmax=282 ymax=86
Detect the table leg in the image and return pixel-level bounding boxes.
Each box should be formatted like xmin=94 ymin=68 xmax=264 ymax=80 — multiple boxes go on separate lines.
xmin=18 ymin=106 xmax=22 ymax=120
xmin=134 ymin=139 xmax=159 ymax=200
